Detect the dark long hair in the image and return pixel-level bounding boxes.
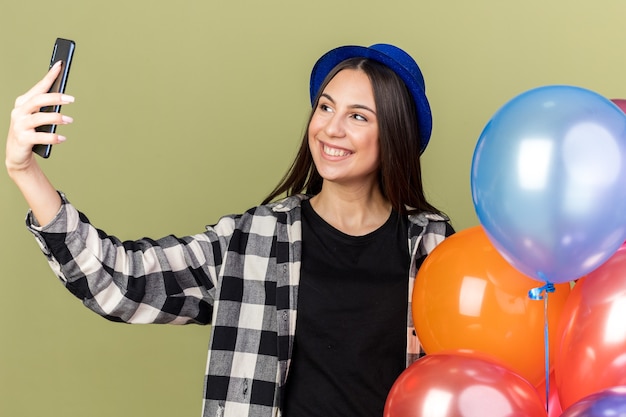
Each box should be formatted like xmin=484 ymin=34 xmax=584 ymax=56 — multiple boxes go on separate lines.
xmin=262 ymin=58 xmax=440 ymax=216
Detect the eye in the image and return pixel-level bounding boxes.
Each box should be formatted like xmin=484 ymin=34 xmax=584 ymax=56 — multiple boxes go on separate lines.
xmin=352 ymin=113 xmax=367 ymax=122
xmin=319 ymin=103 xmax=333 ymax=113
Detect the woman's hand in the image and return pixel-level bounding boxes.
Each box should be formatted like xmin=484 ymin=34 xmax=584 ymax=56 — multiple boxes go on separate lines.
xmin=6 ymin=61 xmax=74 ymax=174
xmin=6 ymin=61 xmax=74 ymax=225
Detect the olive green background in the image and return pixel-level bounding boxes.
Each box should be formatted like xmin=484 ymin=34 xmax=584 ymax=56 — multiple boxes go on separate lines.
xmin=1 ymin=1 xmax=626 ymax=416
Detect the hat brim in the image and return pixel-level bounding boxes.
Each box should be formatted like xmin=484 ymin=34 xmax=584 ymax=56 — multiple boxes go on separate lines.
xmin=309 ymin=45 xmax=432 ymax=153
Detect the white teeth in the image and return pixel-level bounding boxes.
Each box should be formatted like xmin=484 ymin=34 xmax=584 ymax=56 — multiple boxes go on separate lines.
xmin=323 ymin=144 xmax=351 ymax=157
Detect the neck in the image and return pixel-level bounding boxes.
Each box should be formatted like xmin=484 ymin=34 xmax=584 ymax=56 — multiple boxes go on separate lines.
xmin=309 ymin=181 xmax=391 ymax=236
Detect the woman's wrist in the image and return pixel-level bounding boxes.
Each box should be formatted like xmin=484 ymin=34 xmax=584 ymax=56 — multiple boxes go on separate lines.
xmin=9 ymin=163 xmax=62 ymax=226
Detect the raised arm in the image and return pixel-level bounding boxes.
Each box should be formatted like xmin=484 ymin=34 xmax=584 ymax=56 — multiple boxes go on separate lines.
xmin=5 ymin=61 xmax=74 ymax=225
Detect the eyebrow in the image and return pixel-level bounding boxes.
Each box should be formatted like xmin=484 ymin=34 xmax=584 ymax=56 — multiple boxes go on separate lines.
xmin=320 ymin=93 xmax=377 ymax=115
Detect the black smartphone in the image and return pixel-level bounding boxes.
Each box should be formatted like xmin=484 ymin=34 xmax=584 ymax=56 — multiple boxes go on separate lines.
xmin=33 ymin=38 xmax=76 ymax=158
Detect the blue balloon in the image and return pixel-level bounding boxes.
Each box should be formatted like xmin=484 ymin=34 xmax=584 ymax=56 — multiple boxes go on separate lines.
xmin=561 ymin=387 xmax=626 ymax=417
xmin=471 ymin=85 xmax=626 ymax=284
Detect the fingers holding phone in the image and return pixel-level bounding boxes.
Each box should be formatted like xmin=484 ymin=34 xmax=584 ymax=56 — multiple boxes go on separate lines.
xmin=28 ymin=89 xmax=75 ymax=133
xmin=6 ymin=59 xmax=75 ymax=173
xmin=6 ymin=93 xmax=74 ymax=173
xmin=15 ymin=60 xmax=62 ymax=106
xmin=33 ymin=38 xmax=75 ymax=158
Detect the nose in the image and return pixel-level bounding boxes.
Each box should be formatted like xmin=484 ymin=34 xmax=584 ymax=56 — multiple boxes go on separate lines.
xmin=323 ymin=114 xmax=346 ymax=138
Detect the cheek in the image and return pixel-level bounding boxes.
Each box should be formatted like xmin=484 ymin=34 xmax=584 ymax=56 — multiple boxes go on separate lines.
xmin=366 ymin=131 xmax=381 ymax=154
xmin=368 ymin=135 xmax=382 ymax=166
xmin=307 ymin=119 xmax=322 ymax=149
xmin=307 ymin=125 xmax=315 ymax=147
xmin=307 ymin=115 xmax=322 ymax=137
xmin=307 ymin=129 xmax=319 ymax=161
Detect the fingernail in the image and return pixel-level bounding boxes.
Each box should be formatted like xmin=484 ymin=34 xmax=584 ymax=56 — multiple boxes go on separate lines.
xmin=61 ymin=115 xmax=73 ymax=124
xmin=61 ymin=95 xmax=75 ymax=103
xmin=57 ymin=135 xmax=67 ymax=142
xmin=52 ymin=60 xmax=62 ymax=69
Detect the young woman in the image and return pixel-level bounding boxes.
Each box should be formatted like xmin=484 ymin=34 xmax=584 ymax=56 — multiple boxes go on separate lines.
xmin=6 ymin=43 xmax=454 ymax=417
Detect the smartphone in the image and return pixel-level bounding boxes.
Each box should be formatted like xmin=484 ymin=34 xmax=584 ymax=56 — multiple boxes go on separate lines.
xmin=33 ymin=38 xmax=76 ymax=158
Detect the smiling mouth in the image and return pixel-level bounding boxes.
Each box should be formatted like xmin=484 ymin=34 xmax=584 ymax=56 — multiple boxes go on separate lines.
xmin=323 ymin=143 xmax=352 ymax=157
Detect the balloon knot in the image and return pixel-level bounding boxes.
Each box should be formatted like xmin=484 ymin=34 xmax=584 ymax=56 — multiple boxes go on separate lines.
xmin=528 ymin=282 xmax=555 ymax=300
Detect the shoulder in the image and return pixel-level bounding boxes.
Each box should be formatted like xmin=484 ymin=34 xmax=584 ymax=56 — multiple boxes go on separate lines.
xmin=408 ymin=211 xmax=454 ymax=235
xmin=407 ymin=211 xmax=455 ymax=254
xmin=263 ymin=194 xmax=310 ymax=213
xmin=207 ymin=194 xmax=309 ymax=234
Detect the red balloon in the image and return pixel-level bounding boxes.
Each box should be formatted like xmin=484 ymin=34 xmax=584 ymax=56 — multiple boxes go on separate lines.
xmin=555 ymin=242 xmax=626 ymax=409
xmin=535 ymin=372 xmax=563 ymax=417
xmin=384 ymin=352 xmax=548 ymax=417
xmin=413 ymin=226 xmax=571 ymax=385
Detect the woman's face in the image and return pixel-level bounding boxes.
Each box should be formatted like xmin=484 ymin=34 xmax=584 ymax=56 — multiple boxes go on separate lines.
xmin=308 ymin=68 xmax=380 ymax=189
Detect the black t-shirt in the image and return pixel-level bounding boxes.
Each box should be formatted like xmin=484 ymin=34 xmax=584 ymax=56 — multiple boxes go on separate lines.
xmin=282 ymin=200 xmax=409 ymax=416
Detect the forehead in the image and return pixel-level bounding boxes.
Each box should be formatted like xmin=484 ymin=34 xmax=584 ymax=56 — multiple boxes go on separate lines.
xmin=323 ymin=69 xmax=375 ymax=105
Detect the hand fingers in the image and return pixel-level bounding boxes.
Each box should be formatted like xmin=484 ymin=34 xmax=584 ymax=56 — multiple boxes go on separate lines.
xmin=11 ymin=108 xmax=73 ymax=139
xmin=9 ymin=98 xmax=74 ymax=158
xmin=34 ymin=92 xmax=75 ymax=108
xmin=14 ymin=92 xmax=74 ymax=118
xmin=17 ymin=130 xmax=68 ymax=148
xmin=7 ymin=63 xmax=72 ymax=171
xmin=31 ymin=112 xmax=74 ymax=131
xmin=6 ymin=111 xmax=69 ymax=172
xmin=6 ymin=112 xmax=69 ymax=169
xmin=10 ymin=92 xmax=74 ymax=138
xmin=14 ymin=61 xmax=64 ymax=107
